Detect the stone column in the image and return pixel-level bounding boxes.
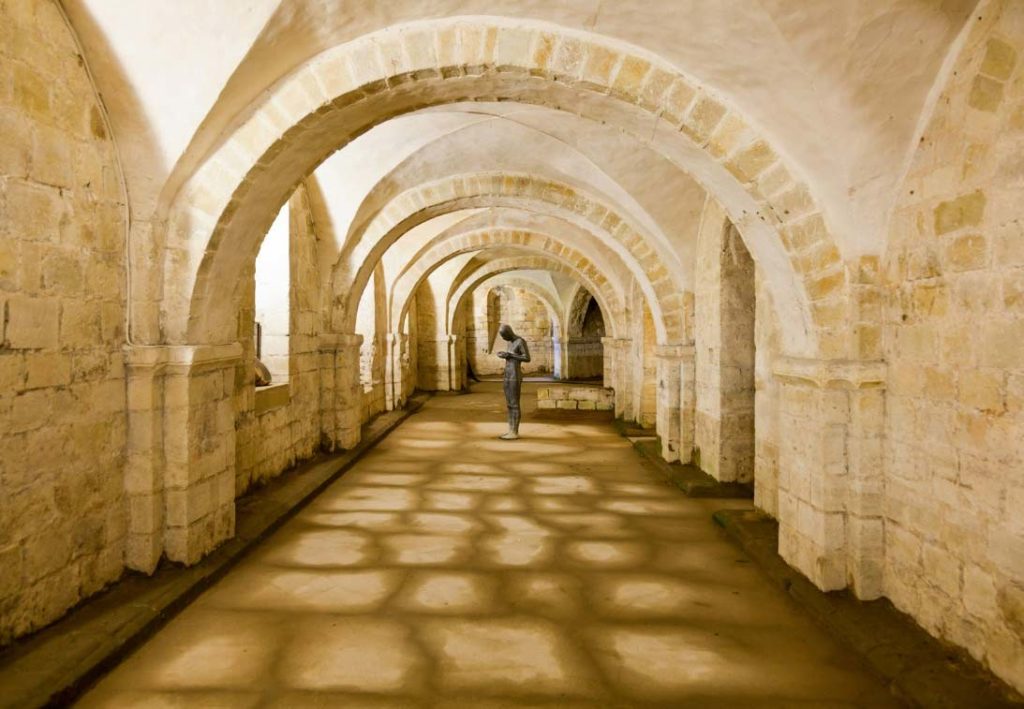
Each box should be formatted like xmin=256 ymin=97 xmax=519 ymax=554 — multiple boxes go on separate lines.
xmin=319 ymin=333 xmax=363 ymax=450
xmin=417 ymin=336 xmax=455 ymax=391
xmin=773 ymin=357 xmax=886 ymax=598
xmin=655 ymin=344 xmax=696 ymax=463
xmin=447 ymin=334 xmax=465 ymax=392
xmin=384 ymin=332 xmax=405 ymax=411
xmin=124 ymin=343 xmax=242 ymax=571
xmin=551 ymin=335 xmax=566 ymax=379
xmin=601 ymin=337 xmax=634 ymax=419
xmin=600 ymin=336 xmax=616 ymax=389
xmin=124 ymin=347 xmax=167 ymax=573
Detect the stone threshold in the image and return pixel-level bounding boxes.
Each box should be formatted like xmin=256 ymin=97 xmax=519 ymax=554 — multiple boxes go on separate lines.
xmin=713 ymin=509 xmax=1023 ymax=709
xmin=631 ymin=437 xmax=754 ymax=499
xmin=0 ymin=393 xmax=431 ymax=709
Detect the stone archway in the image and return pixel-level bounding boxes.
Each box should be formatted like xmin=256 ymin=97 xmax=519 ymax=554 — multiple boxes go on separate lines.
xmin=157 ymin=18 xmax=850 ymax=358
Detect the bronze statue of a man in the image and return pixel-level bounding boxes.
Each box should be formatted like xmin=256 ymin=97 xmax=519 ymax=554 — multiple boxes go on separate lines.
xmin=496 ymin=323 xmax=530 ymax=440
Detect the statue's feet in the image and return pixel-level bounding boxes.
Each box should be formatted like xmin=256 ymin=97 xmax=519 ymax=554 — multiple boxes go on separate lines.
xmin=498 ymin=431 xmax=519 ymax=440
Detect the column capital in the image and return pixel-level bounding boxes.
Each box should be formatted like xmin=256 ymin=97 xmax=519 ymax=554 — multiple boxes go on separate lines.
xmin=772 ymin=357 xmax=886 ymax=389
xmin=318 ymin=333 xmax=363 ymax=351
xmin=125 ymin=343 xmax=242 ymax=372
xmin=654 ymin=343 xmax=695 ymax=361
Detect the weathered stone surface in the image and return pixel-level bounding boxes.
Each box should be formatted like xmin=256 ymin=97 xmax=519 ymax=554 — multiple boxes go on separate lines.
xmin=0 ymin=0 xmax=127 ymax=646
xmin=882 ymin=4 xmax=1024 ymax=693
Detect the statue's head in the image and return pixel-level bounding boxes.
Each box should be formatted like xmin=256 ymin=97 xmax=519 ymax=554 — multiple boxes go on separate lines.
xmin=498 ymin=324 xmax=515 ymax=341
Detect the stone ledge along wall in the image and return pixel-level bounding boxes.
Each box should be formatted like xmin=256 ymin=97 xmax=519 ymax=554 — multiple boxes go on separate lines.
xmin=882 ymin=2 xmax=1024 ymax=692
xmin=0 ymin=0 xmax=128 ymax=643
xmin=536 ymin=385 xmax=614 ymax=411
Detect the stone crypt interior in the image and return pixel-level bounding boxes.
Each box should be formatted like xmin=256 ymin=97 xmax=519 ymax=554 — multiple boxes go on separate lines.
xmin=1 ymin=0 xmax=1023 ymax=706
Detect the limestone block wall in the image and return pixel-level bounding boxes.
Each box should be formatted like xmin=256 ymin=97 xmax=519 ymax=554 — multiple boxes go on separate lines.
xmin=466 ymin=285 xmax=555 ymax=377
xmin=235 ymin=188 xmax=322 ymax=496
xmin=0 ymin=0 xmax=128 ymax=643
xmin=694 ymin=208 xmax=756 ymax=483
xmin=882 ymin=3 xmax=1024 ymax=690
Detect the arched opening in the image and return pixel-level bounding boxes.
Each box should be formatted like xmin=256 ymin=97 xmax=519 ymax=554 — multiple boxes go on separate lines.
xmin=566 ymin=288 xmax=607 ymax=381
xmin=169 ymin=19 xmax=846 ymax=357
xmin=695 ymin=220 xmax=756 ymax=483
xmin=465 ymin=282 xmax=560 ymax=380
xmin=253 ymin=202 xmax=290 ymax=384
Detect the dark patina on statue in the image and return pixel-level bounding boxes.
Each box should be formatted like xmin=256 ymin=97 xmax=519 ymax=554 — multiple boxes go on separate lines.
xmin=496 ymin=323 xmax=531 ymax=440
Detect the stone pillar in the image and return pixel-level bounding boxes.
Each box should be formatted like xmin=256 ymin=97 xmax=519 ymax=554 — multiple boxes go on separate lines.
xmin=773 ymin=357 xmax=886 ymax=598
xmin=125 ymin=348 xmax=167 ymax=573
xmin=551 ymin=335 xmax=566 ymax=379
xmin=654 ymin=344 xmax=696 ymax=463
xmin=124 ymin=343 xmax=242 ymax=571
xmin=601 ymin=336 xmax=616 ymax=389
xmin=319 ymin=333 xmax=363 ymax=450
xmin=447 ymin=334 xmax=465 ymax=392
xmin=417 ymin=336 xmax=460 ymax=391
xmin=600 ymin=337 xmax=633 ymax=419
xmin=384 ymin=332 xmax=406 ymax=411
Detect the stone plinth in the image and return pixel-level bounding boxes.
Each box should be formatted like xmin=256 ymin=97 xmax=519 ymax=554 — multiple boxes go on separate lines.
xmin=319 ymin=333 xmax=364 ymax=450
xmin=655 ymin=344 xmax=696 ymax=464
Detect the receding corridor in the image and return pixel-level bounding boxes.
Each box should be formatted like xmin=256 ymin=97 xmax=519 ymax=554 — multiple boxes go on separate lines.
xmin=78 ymin=384 xmax=896 ymax=708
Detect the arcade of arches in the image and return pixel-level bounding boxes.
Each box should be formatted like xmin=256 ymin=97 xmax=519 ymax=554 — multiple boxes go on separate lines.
xmin=1 ymin=0 xmax=1023 ymax=701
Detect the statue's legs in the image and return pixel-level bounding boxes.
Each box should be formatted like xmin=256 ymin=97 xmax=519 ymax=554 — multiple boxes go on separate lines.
xmin=500 ymin=375 xmax=522 ymax=439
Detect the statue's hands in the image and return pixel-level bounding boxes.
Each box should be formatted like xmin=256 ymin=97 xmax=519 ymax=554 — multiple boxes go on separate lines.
xmin=497 ymin=351 xmax=509 ymax=359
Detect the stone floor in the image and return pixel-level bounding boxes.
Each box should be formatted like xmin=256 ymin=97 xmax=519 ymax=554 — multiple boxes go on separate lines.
xmin=78 ymin=383 xmax=899 ymax=708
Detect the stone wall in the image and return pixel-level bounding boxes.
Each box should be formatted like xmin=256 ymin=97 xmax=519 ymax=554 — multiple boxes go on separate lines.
xmin=882 ymin=3 xmax=1024 ymax=690
xmin=0 ymin=0 xmax=127 ymax=642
